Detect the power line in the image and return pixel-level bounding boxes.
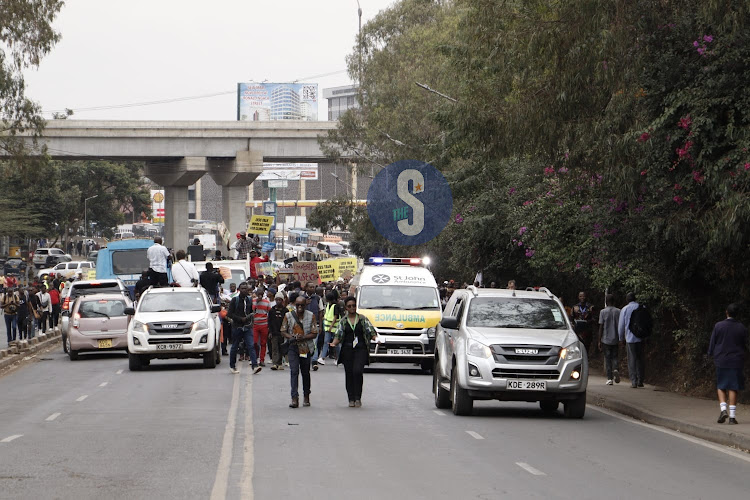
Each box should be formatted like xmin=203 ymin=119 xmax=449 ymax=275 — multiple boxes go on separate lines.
xmin=43 ymin=69 xmax=350 ymax=115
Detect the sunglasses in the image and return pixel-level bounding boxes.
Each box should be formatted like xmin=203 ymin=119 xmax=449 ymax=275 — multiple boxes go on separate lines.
xmin=346 ymin=303 xmax=357 ymax=308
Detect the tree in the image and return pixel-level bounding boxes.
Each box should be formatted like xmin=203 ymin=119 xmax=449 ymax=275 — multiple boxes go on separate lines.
xmin=307 ymin=197 xmax=356 ymax=234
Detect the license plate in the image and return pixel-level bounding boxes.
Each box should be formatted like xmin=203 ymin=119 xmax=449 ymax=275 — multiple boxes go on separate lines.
xmin=124 ymin=280 xmax=137 ymax=286
xmin=97 ymin=339 xmax=112 ymax=349
xmin=507 ymin=380 xmax=547 ymax=391
xmin=156 ymin=343 xmax=182 ymax=350
xmin=387 ymin=349 xmax=413 ymax=355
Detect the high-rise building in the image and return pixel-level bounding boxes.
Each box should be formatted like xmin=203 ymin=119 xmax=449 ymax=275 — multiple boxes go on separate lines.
xmin=270 ymin=86 xmax=301 ymax=120
xmin=323 ymin=85 xmax=359 ymax=121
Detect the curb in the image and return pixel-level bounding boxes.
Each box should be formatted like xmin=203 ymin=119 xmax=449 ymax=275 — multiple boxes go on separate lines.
xmin=0 ymin=330 xmax=62 ymax=372
xmin=590 ymin=391 xmax=750 ymax=452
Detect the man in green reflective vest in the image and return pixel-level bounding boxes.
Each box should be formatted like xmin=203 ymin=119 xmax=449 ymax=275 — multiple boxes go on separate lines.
xmin=316 ymin=291 xmax=343 ymax=365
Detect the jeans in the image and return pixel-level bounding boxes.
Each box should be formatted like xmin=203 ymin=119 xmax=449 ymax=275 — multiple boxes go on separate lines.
xmin=602 ymin=343 xmax=619 ymax=380
xmin=253 ymin=323 xmax=269 ymax=363
xmin=340 ymin=346 xmax=368 ymax=402
xmin=318 ymin=329 xmax=339 ymax=360
xmin=288 ymin=344 xmax=311 ymax=399
xmin=269 ymin=334 xmax=283 ymax=366
xmin=626 ymin=342 xmax=645 ymax=385
xmin=51 ymin=304 xmax=61 ymax=328
xmin=230 ymin=326 xmax=258 ymax=369
xmin=313 ymin=330 xmax=326 ymax=363
xmin=17 ymin=315 xmax=28 ymax=340
xmin=4 ymin=314 xmax=18 ymax=343
xmin=38 ymin=312 xmax=49 ymax=334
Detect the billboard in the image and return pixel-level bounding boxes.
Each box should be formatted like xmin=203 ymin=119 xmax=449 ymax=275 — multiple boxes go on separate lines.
xmin=237 ymin=82 xmax=318 ymax=121
xmin=151 ymin=189 xmax=165 ymax=224
xmin=258 ymin=162 xmax=319 ymax=181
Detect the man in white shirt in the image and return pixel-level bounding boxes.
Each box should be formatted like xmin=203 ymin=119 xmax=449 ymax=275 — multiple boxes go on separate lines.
xmin=146 ymin=237 xmax=170 ymax=286
xmin=171 ymin=250 xmax=199 ymax=288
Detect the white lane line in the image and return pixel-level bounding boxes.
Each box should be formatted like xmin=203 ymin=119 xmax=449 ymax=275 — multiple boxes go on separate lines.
xmin=589 ymin=405 xmax=750 ymax=464
xmin=116 ymin=369 xmax=123 ymax=375
xmin=99 ymin=382 xmax=108 ymax=387
xmin=240 ymin=367 xmax=255 ymax=499
xmin=1 ymin=434 xmax=23 ymax=443
xmin=387 ymin=378 xmax=398 ymax=383
xmin=210 ymin=370 xmax=241 ymax=500
xmin=76 ymin=395 xmax=88 ymax=402
xmin=46 ymin=413 xmax=61 ymax=422
xmin=466 ymin=431 xmax=484 ymax=440
xmin=516 ymin=462 xmax=546 ymax=476
xmin=433 ymin=410 xmax=446 ymax=416
xmin=402 ymin=392 xmax=419 ymax=400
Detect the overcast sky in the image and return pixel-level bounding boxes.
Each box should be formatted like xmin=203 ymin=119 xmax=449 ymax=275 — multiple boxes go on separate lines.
xmin=24 ymin=0 xmax=396 ymax=121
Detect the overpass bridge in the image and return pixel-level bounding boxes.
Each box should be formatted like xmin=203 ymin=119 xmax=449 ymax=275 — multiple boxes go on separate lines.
xmin=9 ymin=120 xmax=342 ymax=247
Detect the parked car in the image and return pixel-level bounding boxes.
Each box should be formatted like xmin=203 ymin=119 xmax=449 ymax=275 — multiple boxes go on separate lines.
xmin=60 ymin=279 xmax=130 ymax=354
xmin=37 ymin=260 xmax=94 ymax=280
xmin=126 ymin=286 xmax=221 ymax=371
xmin=31 ymin=248 xmax=71 ymax=268
xmin=87 ymin=251 xmax=99 ymax=262
xmin=433 ymin=286 xmax=589 ymax=418
xmin=3 ymin=258 xmax=28 ymax=277
xmin=67 ymin=293 xmax=134 ymax=360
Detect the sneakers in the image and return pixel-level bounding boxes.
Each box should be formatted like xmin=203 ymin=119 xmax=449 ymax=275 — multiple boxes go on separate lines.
xmin=637 ymin=382 xmax=644 ymax=387
xmin=354 ymin=400 xmax=362 ymax=408
xmin=270 ymin=365 xmax=278 ymax=371
xmin=348 ymin=401 xmax=355 ymax=407
xmin=312 ymin=364 xmax=319 ymax=371
xmin=729 ymin=418 xmax=739 ymax=425
xmin=259 ymin=362 xmax=266 ymax=367
xmin=613 ymin=370 xmax=620 ymax=384
xmin=718 ymin=410 xmax=728 ymax=423
xmin=230 ymin=367 xmax=239 ymax=374
xmin=277 ymin=364 xmax=285 ymax=370
xmin=606 ymin=379 xmax=613 ymax=385
xmin=317 ymin=358 xmax=326 ymax=366
xmin=253 ymin=366 xmax=262 ymax=374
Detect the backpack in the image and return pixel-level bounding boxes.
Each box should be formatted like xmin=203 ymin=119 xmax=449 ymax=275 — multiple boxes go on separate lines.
xmin=628 ymin=303 xmax=653 ymax=339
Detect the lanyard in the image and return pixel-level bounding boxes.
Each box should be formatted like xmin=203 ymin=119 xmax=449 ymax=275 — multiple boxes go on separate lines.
xmin=347 ymin=314 xmax=359 ymax=331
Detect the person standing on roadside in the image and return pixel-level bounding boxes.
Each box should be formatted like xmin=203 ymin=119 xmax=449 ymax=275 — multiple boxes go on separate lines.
xmin=146 ymin=237 xmax=170 ymax=286
xmin=618 ymin=292 xmax=645 ymax=388
xmin=252 ymin=287 xmax=271 ymax=366
xmin=571 ymin=291 xmax=597 ymax=355
xmin=16 ymin=287 xmax=29 ymax=340
xmin=36 ymin=286 xmax=52 ymax=334
xmin=281 ymin=296 xmax=318 ymax=408
xmin=2 ymin=287 xmax=19 ymax=344
xmin=228 ymin=283 xmax=261 ymax=375
xmin=48 ymin=285 xmax=61 ymax=329
xmin=268 ymin=292 xmax=287 ymax=370
xmin=708 ymin=303 xmax=748 ymax=425
xmin=329 ymin=296 xmax=378 ymax=408
xmin=598 ymin=293 xmax=621 ymax=385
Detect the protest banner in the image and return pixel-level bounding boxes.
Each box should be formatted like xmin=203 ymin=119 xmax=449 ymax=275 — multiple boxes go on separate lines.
xmin=247 ymin=215 xmax=274 ymax=235
xmin=255 ymin=261 xmax=274 ymax=277
xmin=335 ymin=257 xmax=358 ymax=279
xmin=217 ymin=266 xmax=233 ymax=281
xmin=292 ymin=261 xmax=320 ymax=284
xmin=316 ymin=260 xmax=336 ymax=282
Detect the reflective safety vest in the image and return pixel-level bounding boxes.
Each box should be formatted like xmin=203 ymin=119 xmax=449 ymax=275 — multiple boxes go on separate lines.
xmin=323 ymin=303 xmax=340 ymax=332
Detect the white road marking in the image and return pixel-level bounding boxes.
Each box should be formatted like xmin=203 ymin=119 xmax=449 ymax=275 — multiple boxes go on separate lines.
xmin=99 ymin=382 xmax=108 ymax=387
xmin=76 ymin=395 xmax=88 ymax=402
xmin=116 ymin=369 xmax=123 ymax=375
xmin=240 ymin=369 xmax=255 ymax=499
xmin=433 ymin=410 xmax=446 ymax=416
xmin=387 ymin=378 xmax=398 ymax=383
xmin=402 ymin=392 xmax=419 ymax=400
xmin=1 ymin=434 xmax=23 ymax=443
xmin=516 ymin=462 xmax=546 ymax=476
xmin=210 ymin=370 xmax=241 ymax=500
xmin=466 ymin=431 xmax=484 ymax=440
xmin=46 ymin=413 xmax=61 ymax=422
xmin=589 ymin=405 xmax=750 ymax=464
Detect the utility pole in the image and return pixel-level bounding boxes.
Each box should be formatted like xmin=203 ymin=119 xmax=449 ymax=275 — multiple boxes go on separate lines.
xmin=84 ymin=195 xmax=98 ymax=238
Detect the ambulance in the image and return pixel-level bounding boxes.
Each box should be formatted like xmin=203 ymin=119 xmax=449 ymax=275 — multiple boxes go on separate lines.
xmin=350 ymin=257 xmax=442 ymax=371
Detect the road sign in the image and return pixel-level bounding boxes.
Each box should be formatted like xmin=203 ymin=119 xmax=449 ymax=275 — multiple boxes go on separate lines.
xmin=267 ymin=180 xmax=288 ymax=188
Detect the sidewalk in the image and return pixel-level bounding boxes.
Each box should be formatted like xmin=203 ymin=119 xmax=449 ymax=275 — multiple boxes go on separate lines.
xmin=587 ymin=374 xmax=750 ymax=452
xmin=0 ymin=328 xmax=62 ymax=372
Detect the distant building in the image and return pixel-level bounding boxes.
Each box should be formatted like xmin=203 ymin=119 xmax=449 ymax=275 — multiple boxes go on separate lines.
xmin=323 ymin=85 xmax=358 ymax=121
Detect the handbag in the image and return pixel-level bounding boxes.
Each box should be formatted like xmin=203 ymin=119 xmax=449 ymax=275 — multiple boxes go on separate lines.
xmin=290 ymin=312 xmax=311 ymax=355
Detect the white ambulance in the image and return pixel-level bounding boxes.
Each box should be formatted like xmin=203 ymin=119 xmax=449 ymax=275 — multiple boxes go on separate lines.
xmin=350 ymin=257 xmax=441 ymax=372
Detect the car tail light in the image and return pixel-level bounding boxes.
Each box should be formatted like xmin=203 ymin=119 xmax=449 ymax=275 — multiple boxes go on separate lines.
xmin=62 ymin=297 xmax=70 ymax=311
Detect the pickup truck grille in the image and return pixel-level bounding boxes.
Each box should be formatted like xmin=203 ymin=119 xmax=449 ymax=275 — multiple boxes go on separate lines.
xmin=492 ymin=368 xmax=560 ymax=380
xmin=491 ymin=344 xmax=560 ymax=365
xmin=148 ymin=322 xmax=193 ymax=335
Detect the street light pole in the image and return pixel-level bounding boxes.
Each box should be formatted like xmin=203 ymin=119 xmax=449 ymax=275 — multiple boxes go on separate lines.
xmin=356 ymin=0 xmax=363 ymax=89
xmin=84 ymin=195 xmax=98 ymax=238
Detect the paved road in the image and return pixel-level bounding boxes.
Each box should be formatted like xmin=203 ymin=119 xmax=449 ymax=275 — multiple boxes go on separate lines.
xmin=0 ymin=349 xmax=748 ymax=499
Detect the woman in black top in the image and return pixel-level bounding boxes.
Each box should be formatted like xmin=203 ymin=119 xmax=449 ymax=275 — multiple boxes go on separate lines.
xmin=329 ymin=296 xmax=378 ymax=407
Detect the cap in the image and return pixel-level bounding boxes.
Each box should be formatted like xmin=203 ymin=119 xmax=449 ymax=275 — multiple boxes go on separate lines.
xmin=275 ymin=291 xmax=285 ymax=300
xmin=236 ymin=232 xmax=242 ymax=238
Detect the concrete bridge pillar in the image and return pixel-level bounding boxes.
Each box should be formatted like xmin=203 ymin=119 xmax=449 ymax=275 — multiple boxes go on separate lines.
xmin=144 ymin=157 xmax=207 ymax=249
xmin=208 ymin=150 xmax=264 ymax=242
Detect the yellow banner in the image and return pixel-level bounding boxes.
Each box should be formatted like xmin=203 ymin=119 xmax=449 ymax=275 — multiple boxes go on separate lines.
xmin=358 ymin=309 xmax=442 ymax=329
xmin=247 ymin=215 xmax=274 ymax=235
xmin=335 ymin=257 xmax=357 ymax=279
xmin=86 ymin=268 xmax=97 ymax=280
xmin=316 ymin=257 xmax=359 ymax=282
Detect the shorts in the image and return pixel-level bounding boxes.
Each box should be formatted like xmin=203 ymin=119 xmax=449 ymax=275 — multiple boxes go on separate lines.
xmin=716 ymin=367 xmax=745 ymax=391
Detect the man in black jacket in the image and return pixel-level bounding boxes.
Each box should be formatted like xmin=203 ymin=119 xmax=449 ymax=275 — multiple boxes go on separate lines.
xmin=200 ymin=262 xmax=224 ymax=304
xmin=228 ymin=283 xmax=261 ymax=375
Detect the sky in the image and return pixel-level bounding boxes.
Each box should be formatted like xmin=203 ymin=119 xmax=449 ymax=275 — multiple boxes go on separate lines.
xmin=23 ymin=0 xmax=397 ymax=122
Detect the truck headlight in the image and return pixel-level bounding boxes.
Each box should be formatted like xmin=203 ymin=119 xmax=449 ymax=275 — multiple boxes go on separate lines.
xmin=192 ymin=320 xmax=209 ymax=332
xmin=559 ymin=343 xmax=582 ymax=361
xmin=427 ymin=327 xmax=436 ymax=338
xmin=132 ymin=320 xmax=148 ymax=334
xmin=467 ymin=339 xmax=492 ymax=359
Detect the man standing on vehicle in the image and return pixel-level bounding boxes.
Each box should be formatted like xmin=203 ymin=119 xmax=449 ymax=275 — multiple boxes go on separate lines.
xmin=618 ymin=292 xmax=645 ymax=388
xmin=146 ymin=237 xmax=170 ymax=287
xmin=708 ymin=303 xmax=748 ymax=425
xmin=281 ymin=296 xmax=318 ymax=408
xmin=228 ymin=282 xmax=261 ymax=375
xmin=172 ymin=250 xmax=200 ymax=288
xmin=199 ymin=262 xmax=224 ymax=304
xmin=598 ymin=293 xmax=621 ymax=385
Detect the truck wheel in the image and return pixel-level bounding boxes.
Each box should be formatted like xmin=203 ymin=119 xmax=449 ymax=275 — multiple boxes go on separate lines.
xmin=433 ymin=363 xmax=450 ymax=409
xmin=203 ymin=348 xmax=217 ymax=369
xmin=451 ymin=367 xmax=473 ymax=416
xmin=128 ymin=353 xmax=141 ymax=371
xmin=564 ymin=391 xmax=586 ymax=419
xmin=421 ymin=359 xmax=434 ymax=374
xmin=215 ymin=344 xmax=221 ymax=365
xmin=540 ymin=400 xmax=559 ymax=414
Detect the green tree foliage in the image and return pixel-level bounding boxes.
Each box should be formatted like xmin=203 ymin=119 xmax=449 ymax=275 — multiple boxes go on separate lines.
xmin=325 ymin=0 xmax=750 ymax=392
xmin=307 ymin=197 xmax=356 ymax=235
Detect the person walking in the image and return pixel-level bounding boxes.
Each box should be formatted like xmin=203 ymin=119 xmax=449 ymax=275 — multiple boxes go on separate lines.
xmin=172 ymin=250 xmax=199 ymax=288
xmin=146 ymin=237 xmax=170 ymax=286
xmin=49 ymin=285 xmax=61 ymax=329
xmin=280 ymin=295 xmax=318 ymax=408
xmin=329 ymin=296 xmax=378 ymax=408
xmin=708 ymin=303 xmax=748 ymax=425
xmin=252 ymin=287 xmax=271 ymax=366
xmin=598 ymin=293 xmax=621 ymax=385
xmin=16 ymin=287 xmax=29 ymax=340
xmin=2 ymin=288 xmax=20 ymax=344
xmin=318 ymin=291 xmax=343 ymax=364
xmin=228 ymin=283 xmax=261 ymax=375
xmin=268 ymin=292 xmax=287 ymax=370
xmin=618 ymin=292 xmax=645 ymax=388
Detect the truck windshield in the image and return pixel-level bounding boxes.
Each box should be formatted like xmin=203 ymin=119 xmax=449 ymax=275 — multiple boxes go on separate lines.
xmin=112 ymin=249 xmax=149 ymax=275
xmin=358 ymin=286 xmax=440 ymax=310
xmin=466 ymin=297 xmax=568 ymax=329
xmin=139 ymin=292 xmax=206 ymax=313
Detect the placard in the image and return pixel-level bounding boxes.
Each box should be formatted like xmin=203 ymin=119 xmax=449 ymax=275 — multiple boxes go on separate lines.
xmin=247 ymin=215 xmax=274 ymax=235
xmin=217 ymin=267 xmax=233 ymax=280
xmin=316 ymin=260 xmax=337 ymax=282
xmin=292 ymin=261 xmax=320 ymax=284
xmin=255 ymin=262 xmax=274 ymax=277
